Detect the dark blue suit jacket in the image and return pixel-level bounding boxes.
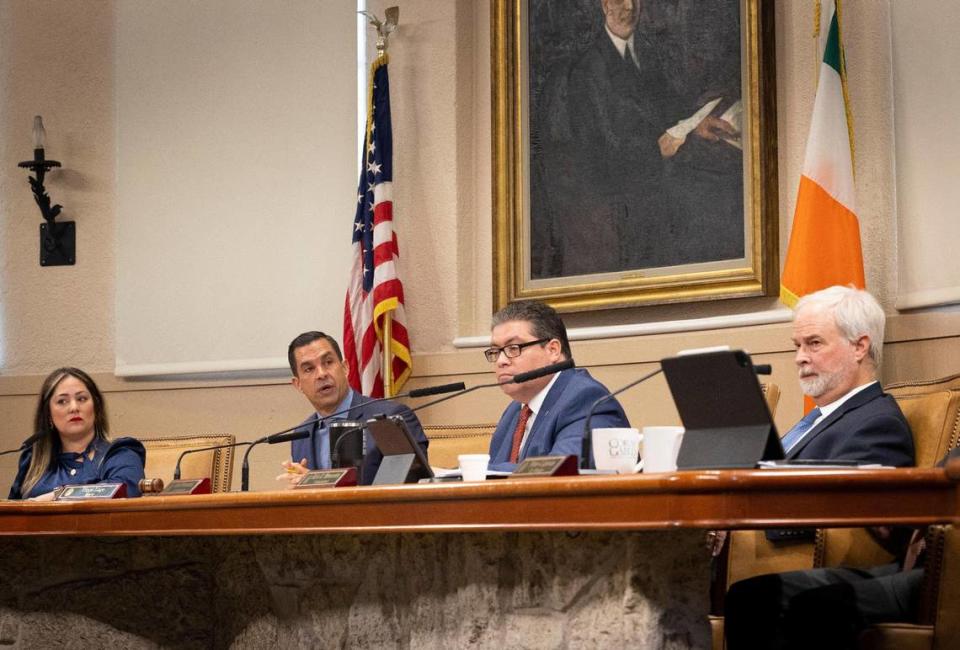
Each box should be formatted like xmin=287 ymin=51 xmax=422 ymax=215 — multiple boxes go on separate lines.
xmin=488 ymin=368 xmax=630 ymax=472
xmin=785 ymin=382 xmax=914 ymax=466
xmin=290 ymin=392 xmax=428 ymax=485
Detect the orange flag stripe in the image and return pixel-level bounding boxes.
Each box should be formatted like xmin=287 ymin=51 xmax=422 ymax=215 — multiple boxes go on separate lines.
xmin=780 ymin=175 xmax=865 ymax=307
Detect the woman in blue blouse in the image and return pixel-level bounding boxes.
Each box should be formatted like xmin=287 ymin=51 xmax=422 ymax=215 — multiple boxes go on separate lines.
xmin=9 ymin=367 xmax=145 ymax=500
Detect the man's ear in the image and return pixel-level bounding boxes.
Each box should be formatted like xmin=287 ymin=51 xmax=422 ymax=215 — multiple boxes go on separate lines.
xmin=546 ymin=338 xmax=563 ymax=360
xmin=853 ymin=335 xmax=870 ymax=362
xmin=291 ymin=375 xmax=302 ymax=392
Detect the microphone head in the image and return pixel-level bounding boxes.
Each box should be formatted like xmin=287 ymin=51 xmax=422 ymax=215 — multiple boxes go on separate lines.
xmin=266 ymin=429 xmax=311 ymax=445
xmin=20 ymin=431 xmax=45 ymax=448
xmin=511 ymin=358 xmax=575 ymax=384
xmin=408 ymin=381 xmax=467 ymax=398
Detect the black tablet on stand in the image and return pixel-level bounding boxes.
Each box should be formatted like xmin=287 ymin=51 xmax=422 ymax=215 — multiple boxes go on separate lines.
xmin=662 ymin=349 xmax=784 ymax=469
xmin=366 ymin=415 xmax=434 ymax=484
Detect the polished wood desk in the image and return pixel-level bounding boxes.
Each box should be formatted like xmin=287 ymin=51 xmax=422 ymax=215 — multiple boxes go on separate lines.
xmin=0 ymin=468 xmax=955 ymax=648
xmin=1 ymin=466 xmax=957 ymax=536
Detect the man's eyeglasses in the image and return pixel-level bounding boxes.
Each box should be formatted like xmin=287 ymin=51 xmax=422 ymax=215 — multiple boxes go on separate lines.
xmin=483 ymin=338 xmax=549 ymax=363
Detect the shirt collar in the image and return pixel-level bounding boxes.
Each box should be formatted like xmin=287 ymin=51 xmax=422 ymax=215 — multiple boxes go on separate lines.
xmin=526 ymin=372 xmax=560 ymax=416
xmin=604 ymin=25 xmax=635 ymax=60
xmin=58 ymin=437 xmax=102 ymax=464
xmin=317 ymin=388 xmax=355 ymax=425
xmin=816 ymin=380 xmax=877 ymax=419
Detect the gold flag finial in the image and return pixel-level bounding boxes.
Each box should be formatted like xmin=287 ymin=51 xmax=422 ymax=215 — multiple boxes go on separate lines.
xmin=359 ymin=6 xmax=399 ymax=57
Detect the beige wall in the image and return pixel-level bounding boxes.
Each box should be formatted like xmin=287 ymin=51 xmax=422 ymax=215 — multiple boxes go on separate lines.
xmin=1 ymin=1 xmax=959 ymax=492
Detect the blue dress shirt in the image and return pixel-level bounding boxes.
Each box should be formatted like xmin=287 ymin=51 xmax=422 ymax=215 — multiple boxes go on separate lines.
xmin=312 ymin=389 xmax=356 ymax=470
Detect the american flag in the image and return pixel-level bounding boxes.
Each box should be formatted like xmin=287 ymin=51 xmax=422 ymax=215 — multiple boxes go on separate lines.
xmin=343 ymin=55 xmax=412 ymax=398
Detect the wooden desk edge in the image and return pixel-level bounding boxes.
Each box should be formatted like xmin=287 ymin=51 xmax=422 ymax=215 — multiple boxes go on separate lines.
xmin=0 ymin=467 xmax=956 ymax=537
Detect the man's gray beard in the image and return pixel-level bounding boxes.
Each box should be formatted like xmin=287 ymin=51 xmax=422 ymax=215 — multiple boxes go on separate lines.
xmin=799 ymin=371 xmax=836 ymax=399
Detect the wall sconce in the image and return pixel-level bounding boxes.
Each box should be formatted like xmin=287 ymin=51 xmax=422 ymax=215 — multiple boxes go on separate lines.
xmin=18 ymin=116 xmax=74 ymax=266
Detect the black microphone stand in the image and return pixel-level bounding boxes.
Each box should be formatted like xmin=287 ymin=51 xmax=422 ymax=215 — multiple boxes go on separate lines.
xmin=0 ymin=432 xmax=45 ymax=457
xmin=173 ymin=441 xmax=253 ymax=480
xmin=241 ymin=415 xmax=321 ymax=492
xmin=581 ymin=367 xmax=663 ymax=470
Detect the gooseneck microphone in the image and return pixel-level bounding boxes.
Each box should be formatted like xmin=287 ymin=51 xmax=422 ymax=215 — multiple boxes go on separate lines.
xmin=238 ymin=381 xmax=467 ymax=491
xmin=407 ymin=359 xmax=576 ymax=417
xmin=512 ymin=359 xmax=575 ymax=383
xmin=240 ymin=416 xmax=319 ymax=492
xmin=173 ymin=440 xmax=253 ymax=481
xmin=0 ymin=431 xmax=45 ymax=457
xmin=581 ymin=367 xmax=664 ymax=470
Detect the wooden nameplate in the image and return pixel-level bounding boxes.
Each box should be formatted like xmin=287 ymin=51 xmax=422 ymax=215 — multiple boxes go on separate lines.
xmin=511 ymin=455 xmax=579 ymax=478
xmin=161 ymin=477 xmax=212 ymax=496
xmin=294 ymin=467 xmax=358 ymax=489
xmin=55 ymin=483 xmax=128 ymax=500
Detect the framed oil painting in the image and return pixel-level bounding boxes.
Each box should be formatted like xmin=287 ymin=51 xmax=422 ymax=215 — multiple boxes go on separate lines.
xmin=492 ymin=0 xmax=778 ymax=311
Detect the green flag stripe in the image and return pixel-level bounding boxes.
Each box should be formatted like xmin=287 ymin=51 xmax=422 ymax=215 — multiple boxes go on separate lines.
xmin=823 ymin=11 xmax=841 ymax=74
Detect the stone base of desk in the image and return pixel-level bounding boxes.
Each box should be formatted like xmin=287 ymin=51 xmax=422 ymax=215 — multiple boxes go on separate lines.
xmin=0 ymin=530 xmax=709 ymax=648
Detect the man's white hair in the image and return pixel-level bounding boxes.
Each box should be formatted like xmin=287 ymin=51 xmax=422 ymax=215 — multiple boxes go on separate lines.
xmin=794 ymin=285 xmax=886 ymax=368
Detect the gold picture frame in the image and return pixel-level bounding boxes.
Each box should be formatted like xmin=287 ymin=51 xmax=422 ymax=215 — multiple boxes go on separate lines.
xmin=492 ymin=0 xmax=778 ymax=311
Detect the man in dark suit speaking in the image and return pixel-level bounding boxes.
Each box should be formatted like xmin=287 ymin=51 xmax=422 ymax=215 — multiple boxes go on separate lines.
xmin=781 ymin=285 xmax=913 ymax=466
xmin=277 ymin=331 xmax=427 ymax=486
xmin=485 ymin=300 xmax=630 ymax=472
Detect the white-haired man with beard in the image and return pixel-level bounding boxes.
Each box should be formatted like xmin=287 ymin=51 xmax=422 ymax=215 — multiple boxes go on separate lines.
xmin=723 ymin=286 xmax=915 ymax=649
xmin=779 ymin=285 xmax=913 ymax=465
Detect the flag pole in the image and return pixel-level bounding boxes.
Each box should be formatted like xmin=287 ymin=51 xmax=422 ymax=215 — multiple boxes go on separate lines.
xmin=383 ymin=311 xmax=394 ymax=397
xmin=360 ymin=6 xmax=400 ymax=399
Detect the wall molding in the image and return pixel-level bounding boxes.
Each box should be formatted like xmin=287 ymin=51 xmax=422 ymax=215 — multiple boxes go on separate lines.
xmin=452 ymin=308 xmax=795 ymax=348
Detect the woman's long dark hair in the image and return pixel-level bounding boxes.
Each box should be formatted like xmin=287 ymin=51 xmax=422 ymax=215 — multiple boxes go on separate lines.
xmin=22 ymin=367 xmax=110 ymax=496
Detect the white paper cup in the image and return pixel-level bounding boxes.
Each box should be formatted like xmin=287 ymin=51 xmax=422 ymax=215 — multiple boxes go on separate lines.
xmin=458 ymin=454 xmax=490 ymax=481
xmin=639 ymin=426 xmax=685 ymax=473
xmin=592 ymin=428 xmax=641 ymax=473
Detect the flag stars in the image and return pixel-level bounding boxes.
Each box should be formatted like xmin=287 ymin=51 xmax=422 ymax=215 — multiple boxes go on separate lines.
xmin=354 ymin=220 xmax=363 ymax=232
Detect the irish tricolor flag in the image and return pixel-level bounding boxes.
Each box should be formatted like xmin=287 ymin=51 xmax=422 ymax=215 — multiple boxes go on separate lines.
xmin=780 ymin=0 xmax=864 ymax=307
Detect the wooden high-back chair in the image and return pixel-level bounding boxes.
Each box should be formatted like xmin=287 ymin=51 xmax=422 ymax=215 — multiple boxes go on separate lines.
xmin=422 ymin=424 xmax=496 ymax=468
xmin=140 ymin=434 xmax=236 ymax=492
xmin=849 ymin=373 xmax=960 ymax=649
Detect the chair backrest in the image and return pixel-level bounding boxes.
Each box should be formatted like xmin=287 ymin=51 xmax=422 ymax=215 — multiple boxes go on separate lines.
xmin=140 ymin=434 xmax=236 ymax=493
xmin=885 ymin=373 xmax=960 ymax=467
xmin=816 ymin=373 xmax=960 ymax=570
xmin=423 ymin=424 xmax=496 ymax=469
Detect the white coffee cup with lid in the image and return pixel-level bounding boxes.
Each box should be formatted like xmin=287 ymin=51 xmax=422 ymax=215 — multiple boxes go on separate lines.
xmin=637 ymin=426 xmax=685 ymax=473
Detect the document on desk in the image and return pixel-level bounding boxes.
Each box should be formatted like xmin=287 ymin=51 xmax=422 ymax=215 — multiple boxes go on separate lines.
xmin=757 ymin=460 xmax=892 ymax=470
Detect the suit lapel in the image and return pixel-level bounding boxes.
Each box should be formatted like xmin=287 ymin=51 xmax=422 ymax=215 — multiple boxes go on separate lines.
xmin=787 ymin=382 xmax=883 ymax=459
xmin=525 ymin=370 xmax=572 ymax=455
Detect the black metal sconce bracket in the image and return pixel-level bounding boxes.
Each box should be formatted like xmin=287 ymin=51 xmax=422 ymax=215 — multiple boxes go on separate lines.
xmin=18 ymin=149 xmax=75 ymax=266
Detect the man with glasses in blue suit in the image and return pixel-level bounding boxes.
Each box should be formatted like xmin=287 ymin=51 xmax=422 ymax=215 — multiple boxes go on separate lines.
xmin=484 ymin=300 xmax=630 ymax=472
